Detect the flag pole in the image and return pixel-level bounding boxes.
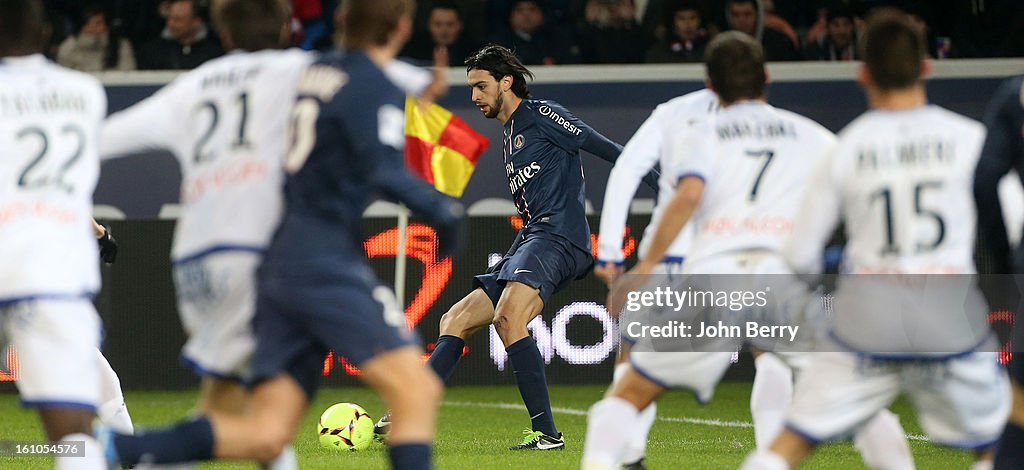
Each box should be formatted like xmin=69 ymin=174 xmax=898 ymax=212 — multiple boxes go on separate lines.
xmin=395 ymin=203 xmax=410 ymax=311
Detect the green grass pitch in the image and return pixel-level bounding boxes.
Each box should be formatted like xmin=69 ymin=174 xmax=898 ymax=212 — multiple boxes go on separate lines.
xmin=0 ymin=383 xmax=975 ymax=469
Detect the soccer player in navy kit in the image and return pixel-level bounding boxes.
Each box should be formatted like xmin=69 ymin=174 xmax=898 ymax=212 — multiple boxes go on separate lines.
xmin=101 ymin=1 xmax=462 ymax=469
xmin=975 ymin=75 xmax=1024 ymax=470
xmin=380 ymin=44 xmax=632 ymax=450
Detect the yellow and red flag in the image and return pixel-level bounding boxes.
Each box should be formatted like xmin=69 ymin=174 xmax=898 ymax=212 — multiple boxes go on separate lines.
xmin=404 ymin=96 xmax=489 ymax=197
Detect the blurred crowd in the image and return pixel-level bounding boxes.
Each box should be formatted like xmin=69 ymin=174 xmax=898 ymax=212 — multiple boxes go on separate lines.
xmin=43 ymin=0 xmax=1024 ymax=72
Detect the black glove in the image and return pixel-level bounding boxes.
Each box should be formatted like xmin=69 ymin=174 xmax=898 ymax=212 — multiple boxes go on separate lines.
xmin=97 ymin=224 xmax=118 ymax=264
xmin=434 ymin=201 xmax=466 ymax=261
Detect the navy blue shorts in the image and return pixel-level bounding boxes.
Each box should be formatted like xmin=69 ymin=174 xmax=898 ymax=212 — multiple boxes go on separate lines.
xmin=248 ymin=262 xmax=416 ymax=399
xmin=473 ymin=234 xmax=592 ymax=307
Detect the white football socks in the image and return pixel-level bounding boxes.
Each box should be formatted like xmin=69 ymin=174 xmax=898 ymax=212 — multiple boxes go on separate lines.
xmin=582 ymin=397 xmax=639 ymax=470
xmin=751 ymin=353 xmax=793 ymax=449
xmin=57 ymin=433 xmax=104 ymax=470
xmin=739 ymin=450 xmax=791 ymax=470
xmin=853 ymin=410 xmax=915 ymax=470
xmin=622 ymin=401 xmax=656 ymax=465
xmin=613 ymin=363 xmax=656 ymax=465
xmin=262 ymin=444 xmax=297 ymax=470
xmin=97 ymin=349 xmax=134 ymax=434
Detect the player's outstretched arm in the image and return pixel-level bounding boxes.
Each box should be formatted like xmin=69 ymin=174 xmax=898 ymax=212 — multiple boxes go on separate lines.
xmin=596 ymin=106 xmax=667 ymax=278
xmin=376 ymin=169 xmax=466 ymax=259
xmin=580 ymin=119 xmax=659 ymax=190
xmin=100 ymin=86 xmax=179 ymax=160
xmin=783 ymin=151 xmax=841 ymax=276
xmin=343 ymin=95 xmax=465 ymax=259
xmin=974 ymin=77 xmax=1022 ymax=274
xmin=634 ymin=175 xmax=704 ymax=274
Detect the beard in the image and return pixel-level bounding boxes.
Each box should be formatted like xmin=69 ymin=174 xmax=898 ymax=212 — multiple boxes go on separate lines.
xmin=484 ymin=91 xmax=503 ymax=119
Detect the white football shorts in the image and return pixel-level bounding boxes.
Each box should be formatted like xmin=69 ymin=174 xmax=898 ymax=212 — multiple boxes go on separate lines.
xmin=2 ymin=299 xmax=102 ymax=409
xmin=786 ymin=351 xmax=1010 ymax=449
xmin=173 ymin=250 xmax=261 ymax=380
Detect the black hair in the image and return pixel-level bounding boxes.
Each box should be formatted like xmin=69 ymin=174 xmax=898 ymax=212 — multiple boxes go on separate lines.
xmin=705 ymin=31 xmax=766 ymax=102
xmin=860 ymin=7 xmax=926 ymax=91
xmin=664 ymin=0 xmax=704 ymax=32
xmin=430 ymin=0 xmax=463 ymax=21
xmin=212 ymin=0 xmax=290 ymax=51
xmin=465 ymin=44 xmax=534 ymax=99
xmin=0 ymin=0 xmax=47 ymax=57
xmin=826 ymin=4 xmax=855 ymax=24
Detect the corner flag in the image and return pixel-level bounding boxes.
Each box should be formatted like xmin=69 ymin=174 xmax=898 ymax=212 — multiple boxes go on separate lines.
xmin=404 ymin=96 xmax=488 ymax=197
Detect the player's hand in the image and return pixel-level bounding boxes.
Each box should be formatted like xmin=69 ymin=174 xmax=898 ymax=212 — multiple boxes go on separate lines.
xmin=97 ymin=224 xmax=118 ymax=264
xmin=418 ymin=46 xmax=449 ymax=108
xmin=435 ymin=201 xmax=466 ymax=261
xmin=594 ymin=261 xmax=624 ymax=287
xmin=607 ymin=260 xmax=655 ymax=317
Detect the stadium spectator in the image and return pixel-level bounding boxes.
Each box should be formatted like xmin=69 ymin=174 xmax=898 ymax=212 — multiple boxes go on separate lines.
xmin=645 ymin=0 xmax=708 ymax=63
xmin=725 ymin=0 xmax=800 ymax=61
xmin=413 ymin=0 xmax=486 ymax=50
xmin=57 ymin=4 xmax=136 ymax=71
xmin=760 ymin=0 xmax=800 ymax=47
xmin=489 ymin=0 xmax=579 ymax=65
xmin=401 ymin=1 xmax=480 ymax=66
xmin=577 ymin=0 xmax=650 ymax=64
xmin=135 ymin=0 xmax=222 ymax=70
xmin=803 ymin=4 xmax=857 ymax=61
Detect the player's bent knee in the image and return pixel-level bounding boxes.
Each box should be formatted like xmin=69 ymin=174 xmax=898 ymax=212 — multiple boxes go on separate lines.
xmin=439 ymin=305 xmax=492 ymax=338
xmin=251 ymin=428 xmax=291 ymax=462
xmin=415 ymin=370 xmax=443 ymax=405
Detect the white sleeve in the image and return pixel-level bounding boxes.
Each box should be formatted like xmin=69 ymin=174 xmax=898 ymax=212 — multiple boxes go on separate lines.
xmin=384 ymin=59 xmax=432 ymax=96
xmin=597 ymin=106 xmax=665 ymax=264
xmin=784 ymin=146 xmax=841 ymax=275
xmin=99 ymin=85 xmax=181 ymax=160
xmin=665 ymin=118 xmax=714 ymax=183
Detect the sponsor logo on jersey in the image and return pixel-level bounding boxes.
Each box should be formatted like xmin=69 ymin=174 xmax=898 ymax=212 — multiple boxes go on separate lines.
xmin=537 ymin=105 xmax=583 ymax=136
xmin=514 ymin=134 xmax=525 ymax=149
xmin=508 ymin=162 xmax=542 ymax=194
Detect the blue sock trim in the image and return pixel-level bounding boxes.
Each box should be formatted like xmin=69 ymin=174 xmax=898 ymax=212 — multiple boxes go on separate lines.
xmin=20 ymin=399 xmax=97 ymax=412
xmin=179 ymin=355 xmax=243 ymax=382
xmin=784 ymin=422 xmax=825 ymax=445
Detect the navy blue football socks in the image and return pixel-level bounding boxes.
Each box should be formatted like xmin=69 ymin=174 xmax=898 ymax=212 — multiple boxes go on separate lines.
xmin=995 ymin=422 xmax=1024 ymax=470
xmin=507 ymin=336 xmax=558 ymax=437
xmin=426 ymin=334 xmax=464 ymax=382
xmin=389 ymin=443 xmax=432 ymax=470
xmin=114 ymin=416 xmax=214 ymax=466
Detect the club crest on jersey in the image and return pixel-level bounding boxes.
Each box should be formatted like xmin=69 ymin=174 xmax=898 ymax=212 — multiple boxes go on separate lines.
xmin=514 ymin=134 xmax=525 ymax=150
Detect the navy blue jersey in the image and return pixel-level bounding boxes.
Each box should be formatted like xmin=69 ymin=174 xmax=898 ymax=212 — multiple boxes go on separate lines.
xmin=271 ymin=50 xmax=458 ymax=265
xmin=502 ymin=99 xmax=622 ymax=253
xmin=975 ymin=75 xmax=1024 ymax=273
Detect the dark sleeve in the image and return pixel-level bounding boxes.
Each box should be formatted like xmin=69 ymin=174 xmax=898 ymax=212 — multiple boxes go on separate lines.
xmin=581 ymin=127 xmax=623 ymax=163
xmin=974 ymin=77 xmax=1023 ymax=274
xmin=341 ymin=91 xmax=462 ymax=228
xmin=536 ymin=101 xmax=621 ymax=159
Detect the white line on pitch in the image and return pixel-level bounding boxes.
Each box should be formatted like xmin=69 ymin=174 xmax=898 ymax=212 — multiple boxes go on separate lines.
xmin=441 ymin=400 xmax=930 ymax=441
